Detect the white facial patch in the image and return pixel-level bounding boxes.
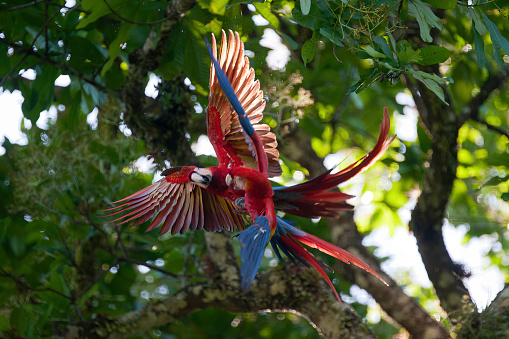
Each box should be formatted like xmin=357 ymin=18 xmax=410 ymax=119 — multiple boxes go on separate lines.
xmin=190 ymin=168 xmax=213 ymax=188
xmin=225 ymin=174 xmax=232 ymax=186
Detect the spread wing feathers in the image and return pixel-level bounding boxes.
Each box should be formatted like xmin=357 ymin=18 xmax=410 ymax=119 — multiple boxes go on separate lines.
xmin=273 ymin=108 xmax=394 ymax=218
xmin=208 ymin=30 xmax=282 ymax=177
xmin=103 ymin=179 xmax=244 ymax=235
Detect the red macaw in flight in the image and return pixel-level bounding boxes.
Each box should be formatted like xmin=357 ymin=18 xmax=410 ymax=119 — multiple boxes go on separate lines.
xmin=105 ymin=30 xmax=392 ymax=303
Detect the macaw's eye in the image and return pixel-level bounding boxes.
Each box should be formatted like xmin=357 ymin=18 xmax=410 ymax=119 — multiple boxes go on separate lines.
xmin=201 ymin=175 xmax=211 ymax=185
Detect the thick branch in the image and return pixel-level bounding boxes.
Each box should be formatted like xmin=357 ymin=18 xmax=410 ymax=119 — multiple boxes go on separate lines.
xmin=59 ymin=259 xmax=374 ymax=338
xmin=280 ymin=130 xmax=449 ymax=338
xmin=204 ymin=232 xmax=241 ymax=288
xmin=400 ymin=11 xmax=476 ymax=316
xmin=332 ymin=212 xmax=450 ymax=339
xmin=407 ymin=68 xmax=471 ymax=316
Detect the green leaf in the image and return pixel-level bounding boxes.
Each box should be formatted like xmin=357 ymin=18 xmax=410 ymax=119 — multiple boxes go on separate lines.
xmin=484 ymin=175 xmax=509 ymax=187
xmin=300 ymin=0 xmax=311 ymax=15
xmin=410 ymin=70 xmax=448 ymax=104
xmin=417 ymin=46 xmax=450 ymax=65
xmin=366 ymin=46 xmax=387 ymax=59
xmin=77 ymin=0 xmax=123 ymax=29
xmin=467 ymin=7 xmax=487 ymax=35
xmin=254 ymin=3 xmax=279 ymax=29
xmin=320 ymin=27 xmax=344 ymax=46
xmin=397 ymin=40 xmax=422 ymax=63
xmin=483 ymin=13 xmax=509 ymax=65
xmin=422 ymin=0 xmax=455 ymax=9
xmin=408 ymin=0 xmax=443 ymax=43
xmin=417 ymin=124 xmax=431 ymax=154
xmin=209 ymin=0 xmax=230 ymax=15
xmin=101 ymin=22 xmax=133 ymax=76
xmin=473 ymin=22 xmax=486 ymax=68
xmin=386 ymin=28 xmax=397 ymax=51
xmin=374 ymin=37 xmax=393 ymax=59
xmin=302 ymin=39 xmax=316 ymax=65
xmin=292 ymin=7 xmax=316 ymax=28
xmin=347 ymin=68 xmax=383 ymax=94
xmin=502 ymin=193 xmax=509 ymax=201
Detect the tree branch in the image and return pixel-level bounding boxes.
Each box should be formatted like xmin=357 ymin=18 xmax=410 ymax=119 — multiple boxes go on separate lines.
xmin=332 ymin=212 xmax=451 ymax=339
xmin=58 ymin=240 xmax=374 ymax=339
xmin=406 ymin=67 xmax=472 ymax=317
xmin=280 ymin=128 xmax=449 ymax=337
xmin=399 ymin=9 xmax=477 ymax=316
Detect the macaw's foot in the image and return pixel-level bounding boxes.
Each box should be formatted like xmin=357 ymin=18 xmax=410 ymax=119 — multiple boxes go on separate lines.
xmin=238 ymin=216 xmax=271 ymax=291
xmin=235 ymin=197 xmax=245 ymax=210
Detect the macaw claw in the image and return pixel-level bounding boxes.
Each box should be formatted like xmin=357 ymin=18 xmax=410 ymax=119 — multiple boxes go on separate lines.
xmin=238 ymin=216 xmax=272 ymax=291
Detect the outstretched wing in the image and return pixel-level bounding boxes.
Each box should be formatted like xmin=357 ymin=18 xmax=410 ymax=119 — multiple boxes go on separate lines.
xmin=103 ymin=166 xmax=245 ymax=235
xmin=207 ymin=30 xmax=282 ymax=177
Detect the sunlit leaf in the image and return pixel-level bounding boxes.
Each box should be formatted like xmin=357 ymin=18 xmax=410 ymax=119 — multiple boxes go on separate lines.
xmin=408 ymin=0 xmax=443 ymax=43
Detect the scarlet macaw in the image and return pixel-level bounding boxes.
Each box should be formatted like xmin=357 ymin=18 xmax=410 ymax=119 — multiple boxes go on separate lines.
xmin=105 ymin=30 xmax=391 ymax=302
xmin=203 ymin=32 xmax=391 ymax=296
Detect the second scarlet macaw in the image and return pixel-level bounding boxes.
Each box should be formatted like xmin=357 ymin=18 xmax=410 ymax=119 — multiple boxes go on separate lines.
xmin=105 ymin=30 xmax=392 ymax=303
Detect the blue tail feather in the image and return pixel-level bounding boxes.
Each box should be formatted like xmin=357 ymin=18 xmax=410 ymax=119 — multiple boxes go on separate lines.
xmin=238 ymin=216 xmax=271 ymax=291
xmin=204 ymin=37 xmax=255 ymax=137
xmin=271 ymin=217 xmax=333 ymax=272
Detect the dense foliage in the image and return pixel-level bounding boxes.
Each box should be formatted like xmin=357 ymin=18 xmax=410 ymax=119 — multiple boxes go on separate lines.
xmin=0 ymin=0 xmax=508 ymax=337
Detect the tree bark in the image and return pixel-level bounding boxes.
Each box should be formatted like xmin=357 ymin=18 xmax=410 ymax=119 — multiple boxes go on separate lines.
xmin=59 ymin=232 xmax=374 ymax=339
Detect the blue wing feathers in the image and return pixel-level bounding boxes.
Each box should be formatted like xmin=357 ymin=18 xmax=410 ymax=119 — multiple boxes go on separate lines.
xmin=204 ymin=37 xmax=255 ymax=137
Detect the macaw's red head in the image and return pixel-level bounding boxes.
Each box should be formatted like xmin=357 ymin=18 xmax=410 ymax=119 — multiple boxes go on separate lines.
xmin=188 ymin=167 xmax=233 ymax=194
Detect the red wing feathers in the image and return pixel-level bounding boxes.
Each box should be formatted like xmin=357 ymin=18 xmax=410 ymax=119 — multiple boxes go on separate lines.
xmin=208 ymin=30 xmax=282 ymax=177
xmin=104 ymin=168 xmax=245 ymax=235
